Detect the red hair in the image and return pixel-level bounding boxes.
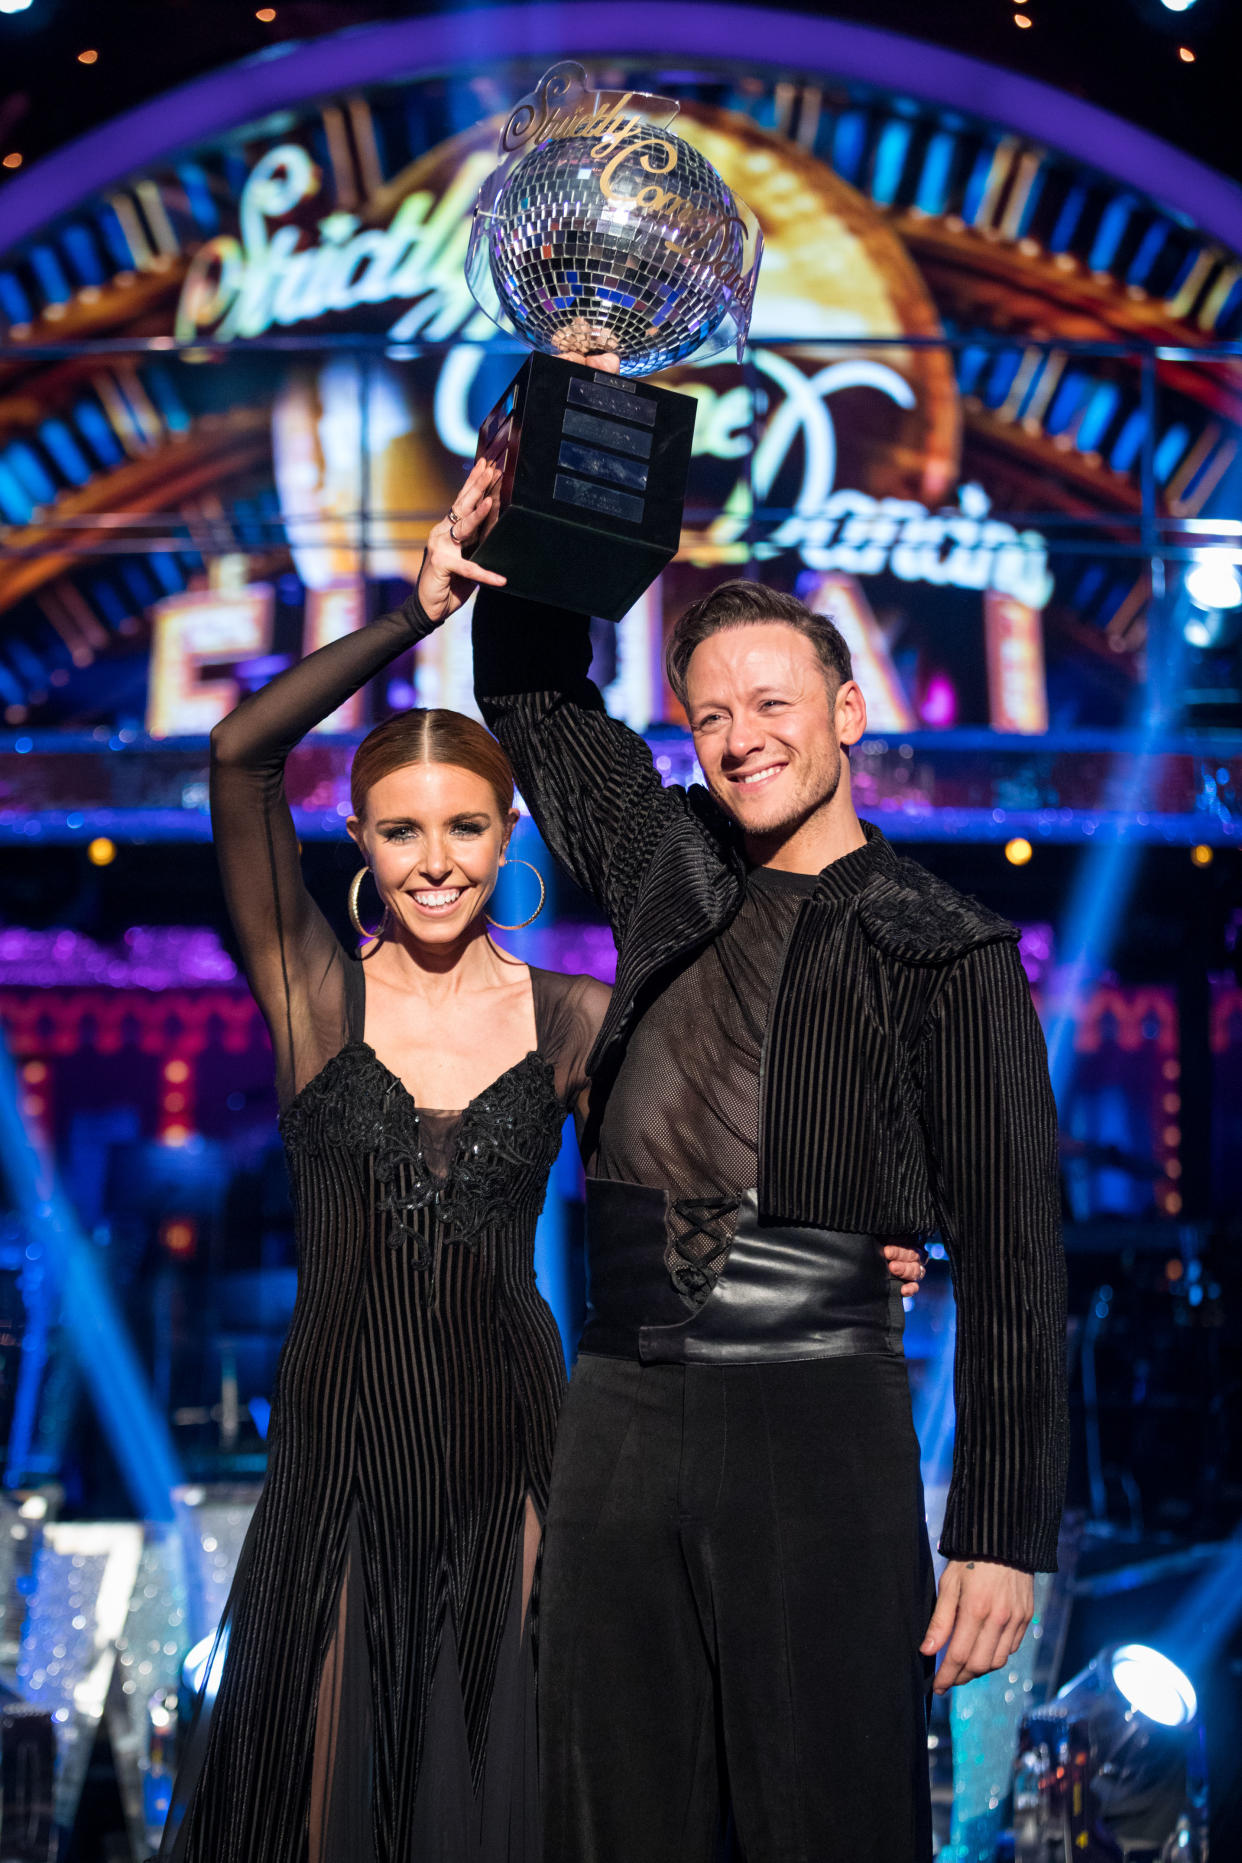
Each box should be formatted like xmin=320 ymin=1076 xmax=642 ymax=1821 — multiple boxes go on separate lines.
xmin=350 ymin=709 xmax=515 ymax=819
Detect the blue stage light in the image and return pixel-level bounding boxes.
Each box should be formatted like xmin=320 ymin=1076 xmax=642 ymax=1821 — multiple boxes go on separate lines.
xmin=1108 ymin=1645 xmax=1197 ymax=1727
xmin=1185 ymin=550 xmax=1242 ymax=612
xmin=1160 ymin=0 xmax=1197 ymax=11
xmin=1016 ymin=1643 xmax=1208 ymax=1860
xmin=0 ymin=0 xmax=34 ymax=13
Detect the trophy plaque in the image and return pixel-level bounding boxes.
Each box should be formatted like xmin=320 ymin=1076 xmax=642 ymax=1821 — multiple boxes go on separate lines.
xmin=464 ymin=62 xmax=763 ymax=620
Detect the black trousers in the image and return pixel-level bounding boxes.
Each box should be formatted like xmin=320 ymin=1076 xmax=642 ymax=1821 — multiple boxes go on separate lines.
xmin=539 ymin=1352 xmax=936 ymax=1863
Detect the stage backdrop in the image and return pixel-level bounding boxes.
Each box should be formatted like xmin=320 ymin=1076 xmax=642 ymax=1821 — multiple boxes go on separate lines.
xmin=0 ymin=6 xmax=1237 ymax=852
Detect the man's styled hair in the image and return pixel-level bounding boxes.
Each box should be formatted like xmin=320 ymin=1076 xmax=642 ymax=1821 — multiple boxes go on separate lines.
xmin=664 ymin=580 xmax=854 ymax=709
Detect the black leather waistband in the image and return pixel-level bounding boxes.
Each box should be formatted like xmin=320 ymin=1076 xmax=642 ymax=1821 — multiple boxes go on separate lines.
xmin=580 ymin=1179 xmax=909 ymax=1365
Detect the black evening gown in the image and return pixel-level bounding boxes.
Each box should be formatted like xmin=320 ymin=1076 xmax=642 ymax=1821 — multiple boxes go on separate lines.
xmin=159 ymin=594 xmax=608 ymax=1863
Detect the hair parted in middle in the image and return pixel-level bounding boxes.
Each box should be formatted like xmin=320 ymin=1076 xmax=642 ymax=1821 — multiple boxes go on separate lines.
xmin=664 ymin=580 xmax=854 ymax=710
xmin=350 ymin=708 xmax=515 ymax=821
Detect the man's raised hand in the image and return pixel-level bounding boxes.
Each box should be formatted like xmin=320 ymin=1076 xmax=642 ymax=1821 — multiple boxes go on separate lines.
xmin=416 ymin=455 xmax=507 ymax=625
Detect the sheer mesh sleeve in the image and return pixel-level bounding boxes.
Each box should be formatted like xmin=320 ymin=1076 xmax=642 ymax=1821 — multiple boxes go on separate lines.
xmin=210 ymin=591 xmax=442 ymax=1107
xmin=530 ymin=968 xmax=611 ymax=1130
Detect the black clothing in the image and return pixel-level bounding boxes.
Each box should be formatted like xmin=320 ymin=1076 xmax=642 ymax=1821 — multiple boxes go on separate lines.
xmin=539 ymin=1352 xmax=936 ymax=1863
xmin=474 ymin=588 xmax=1068 ymax=1575
xmin=164 ymin=591 xmax=608 ymax=1863
xmin=580 ymin=1182 xmax=906 ymax=1364
xmin=595 ymin=860 xmax=818 ymax=1297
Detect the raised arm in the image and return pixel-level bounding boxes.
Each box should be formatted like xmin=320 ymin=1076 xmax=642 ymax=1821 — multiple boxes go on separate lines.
xmin=210 ymin=590 xmax=442 ymax=1103
xmin=922 ymin=937 xmax=1069 ymax=1576
xmin=472 ymin=588 xmax=695 ymax=938
xmin=214 ymin=456 xmax=505 ymax=1102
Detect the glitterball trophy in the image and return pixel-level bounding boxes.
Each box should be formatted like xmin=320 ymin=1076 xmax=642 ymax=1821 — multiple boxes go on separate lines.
xmin=464 ymin=62 xmax=763 ymax=620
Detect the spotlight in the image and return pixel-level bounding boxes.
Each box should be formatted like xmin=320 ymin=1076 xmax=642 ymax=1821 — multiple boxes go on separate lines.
xmin=1178 ymin=44 xmax=1196 ymax=61
xmin=0 ymin=1 xmax=34 ymax=13
xmin=1185 ymin=550 xmax=1242 ymax=612
xmin=1014 ymin=1644 xmax=1208 ymax=1862
xmin=1161 ymin=0 xmax=1196 ymax=10
xmin=1110 ymin=1644 xmax=1196 ymax=1726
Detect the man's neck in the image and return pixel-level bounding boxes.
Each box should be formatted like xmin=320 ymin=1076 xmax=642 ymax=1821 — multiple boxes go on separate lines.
xmin=744 ymin=800 xmax=867 ymax=875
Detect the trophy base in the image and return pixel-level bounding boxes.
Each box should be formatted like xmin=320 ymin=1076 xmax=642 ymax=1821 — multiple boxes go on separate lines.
xmin=468 ymin=353 xmax=697 ymax=623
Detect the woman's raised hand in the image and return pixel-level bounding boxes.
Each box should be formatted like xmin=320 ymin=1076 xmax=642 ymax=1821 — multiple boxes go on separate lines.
xmin=416 ymin=456 xmax=507 ymax=624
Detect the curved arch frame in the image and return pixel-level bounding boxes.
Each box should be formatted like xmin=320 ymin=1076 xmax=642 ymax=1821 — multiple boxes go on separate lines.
xmin=1 ymin=3 xmax=1241 ymax=261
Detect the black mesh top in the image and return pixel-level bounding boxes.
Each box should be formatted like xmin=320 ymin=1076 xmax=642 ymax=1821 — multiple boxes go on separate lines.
xmin=592 ymin=861 xmax=821 ymax=1300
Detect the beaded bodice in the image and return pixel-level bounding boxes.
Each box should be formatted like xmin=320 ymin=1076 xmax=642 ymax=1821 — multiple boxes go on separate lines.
xmin=280 ymin=1041 xmax=567 ymax=1261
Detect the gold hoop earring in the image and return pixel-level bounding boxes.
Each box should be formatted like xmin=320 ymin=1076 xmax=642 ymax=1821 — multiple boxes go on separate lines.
xmin=486 ymin=857 xmax=546 ymax=931
xmin=348 ymin=866 xmax=386 ymax=942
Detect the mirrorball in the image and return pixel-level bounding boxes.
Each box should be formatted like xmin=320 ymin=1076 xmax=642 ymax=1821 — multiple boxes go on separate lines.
xmin=486 ymin=131 xmax=746 ymax=375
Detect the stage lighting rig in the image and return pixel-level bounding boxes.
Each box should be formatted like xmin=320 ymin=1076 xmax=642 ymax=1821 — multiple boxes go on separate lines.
xmin=1013 ymin=1644 xmax=1207 ymax=1862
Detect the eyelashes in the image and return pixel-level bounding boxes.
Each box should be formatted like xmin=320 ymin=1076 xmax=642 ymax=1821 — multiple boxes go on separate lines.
xmin=381 ymin=822 xmax=487 ymax=843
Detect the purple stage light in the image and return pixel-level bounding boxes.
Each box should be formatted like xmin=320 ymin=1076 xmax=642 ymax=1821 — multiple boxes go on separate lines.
xmin=0 ymin=927 xmax=238 ymax=990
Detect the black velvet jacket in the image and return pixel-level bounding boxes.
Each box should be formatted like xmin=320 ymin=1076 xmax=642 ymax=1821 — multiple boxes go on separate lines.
xmin=472 ymin=588 xmax=1069 ymax=1575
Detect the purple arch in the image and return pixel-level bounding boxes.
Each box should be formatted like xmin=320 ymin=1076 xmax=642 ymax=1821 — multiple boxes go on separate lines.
xmin=2 ymin=3 xmax=1241 ymax=259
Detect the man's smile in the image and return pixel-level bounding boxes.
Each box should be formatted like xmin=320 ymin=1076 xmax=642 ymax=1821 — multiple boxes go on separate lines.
xmin=727 ymin=762 xmax=787 ymax=790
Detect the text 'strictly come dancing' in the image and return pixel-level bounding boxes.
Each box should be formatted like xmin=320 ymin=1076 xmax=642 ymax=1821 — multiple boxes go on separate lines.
xmin=160 ymin=63 xmax=1067 ymax=1863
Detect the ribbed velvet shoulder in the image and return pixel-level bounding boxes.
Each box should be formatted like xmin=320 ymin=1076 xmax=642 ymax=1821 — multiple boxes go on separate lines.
xmin=858 ymin=855 xmax=1019 ymax=965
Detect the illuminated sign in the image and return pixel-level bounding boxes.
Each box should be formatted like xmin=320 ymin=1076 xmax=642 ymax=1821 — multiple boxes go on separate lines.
xmin=800 ymin=573 xmax=917 ymax=732
xmin=175 ymin=143 xmax=494 ymax=345
xmin=985 ymin=591 xmax=1050 ymax=735
xmin=147 ymin=584 xmax=273 ymax=738
xmin=216 ymin=150 xmax=1050 ymax=613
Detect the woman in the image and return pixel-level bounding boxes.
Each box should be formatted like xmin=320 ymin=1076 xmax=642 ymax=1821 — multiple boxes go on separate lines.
xmin=162 ymin=460 xmax=607 ymax=1863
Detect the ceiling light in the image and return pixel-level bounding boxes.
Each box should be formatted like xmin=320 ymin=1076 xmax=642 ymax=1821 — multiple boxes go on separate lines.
xmin=1178 ymin=45 xmax=1196 ymax=61
xmin=77 ymin=48 xmax=97 ymax=64
xmin=2 ymin=152 xmax=22 ymax=169
xmin=1015 ymin=12 xmax=1033 ymax=24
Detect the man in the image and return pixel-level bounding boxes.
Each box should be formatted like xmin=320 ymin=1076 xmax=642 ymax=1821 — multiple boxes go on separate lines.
xmin=471 ymin=569 xmax=1068 ymax=1863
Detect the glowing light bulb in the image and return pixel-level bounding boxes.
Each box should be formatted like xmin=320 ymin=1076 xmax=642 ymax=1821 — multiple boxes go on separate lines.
xmin=1110 ymin=1646 xmax=1196 ymax=1727
xmin=1185 ymin=550 xmax=1242 ymax=611
xmin=87 ymin=836 xmax=116 ymax=866
xmin=1005 ymin=838 xmax=1034 ymax=866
